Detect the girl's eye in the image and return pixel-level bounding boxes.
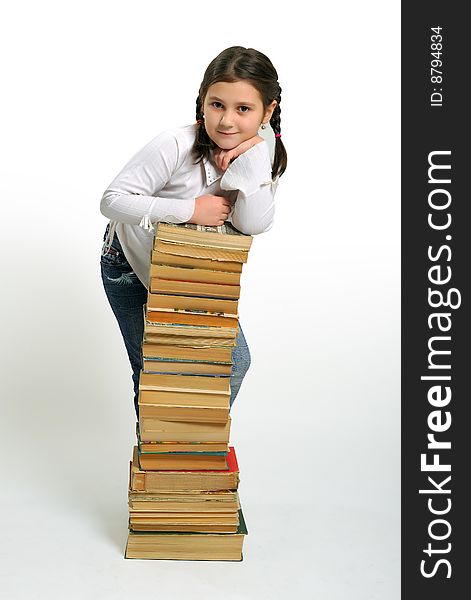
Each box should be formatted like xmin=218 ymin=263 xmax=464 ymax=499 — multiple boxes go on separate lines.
xmin=238 ymin=106 xmax=250 ymax=113
xmin=212 ymin=101 xmax=223 ymax=109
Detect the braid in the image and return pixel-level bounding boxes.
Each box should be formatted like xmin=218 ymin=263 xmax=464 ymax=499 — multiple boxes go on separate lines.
xmin=270 ymin=87 xmax=287 ymax=179
xmin=192 ymin=94 xmax=214 ymax=163
xmin=270 ymin=99 xmax=281 ymax=135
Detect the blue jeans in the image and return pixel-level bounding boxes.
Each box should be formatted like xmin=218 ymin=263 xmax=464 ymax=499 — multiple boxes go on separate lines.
xmin=100 ymin=227 xmax=251 ymax=419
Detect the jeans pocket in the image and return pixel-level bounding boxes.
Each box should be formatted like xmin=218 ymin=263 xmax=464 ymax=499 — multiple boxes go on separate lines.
xmin=101 ymin=258 xmax=140 ymax=287
xmin=100 ymin=250 xmax=126 ymax=267
xmin=104 ymin=270 xmax=139 ymax=286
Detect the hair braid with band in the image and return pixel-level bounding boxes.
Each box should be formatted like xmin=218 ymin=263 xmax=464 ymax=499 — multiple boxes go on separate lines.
xmin=194 ymin=97 xmax=212 ymax=150
xmin=269 ymin=89 xmax=287 ymax=179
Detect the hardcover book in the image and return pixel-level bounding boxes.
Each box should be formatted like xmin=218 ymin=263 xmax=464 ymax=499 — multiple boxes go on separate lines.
xmin=141 ymin=342 xmax=233 ymax=363
xmin=155 ymin=222 xmax=253 ymax=251
xmin=138 ymin=449 xmax=229 ymax=471
xmin=146 ymin=293 xmax=239 ymax=316
xmin=154 ymin=238 xmax=248 ymax=263
xmin=139 ymin=414 xmax=231 ymax=443
xmin=151 ymin=249 xmax=243 ymax=273
xmin=136 ymin=422 xmax=229 ymax=454
xmin=149 ymin=263 xmax=242 ymax=286
xmin=149 ymin=277 xmax=241 ymax=300
xmin=129 ymin=445 xmax=239 ymax=492
xmin=125 ymin=509 xmax=247 ymax=561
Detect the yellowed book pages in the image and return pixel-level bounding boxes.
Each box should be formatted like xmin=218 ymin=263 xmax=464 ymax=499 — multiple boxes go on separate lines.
xmin=150 ymin=277 xmax=241 ymax=299
xmin=143 ymin=360 xmax=232 ymax=375
xmin=128 ymin=491 xmax=239 ymax=512
xmin=144 ymin=321 xmax=238 ymax=340
xmin=155 ymin=222 xmax=252 ymax=251
xmin=125 ymin=531 xmax=245 ymax=560
xmin=141 ymin=343 xmax=232 ymax=363
xmin=150 ymin=264 xmax=241 ymax=286
xmin=154 ymin=239 xmax=248 ymax=263
xmin=139 ymin=389 xmax=229 ymax=407
xmin=146 ymin=310 xmax=239 ymax=329
xmin=137 ymin=438 xmax=229 ymax=453
xmin=147 ymin=293 xmax=239 ymax=316
xmin=139 ymin=417 xmax=231 ymax=443
xmin=144 ymin=333 xmax=237 ymax=348
xmin=139 ymin=404 xmax=229 ymax=425
xmin=129 ymin=512 xmax=239 ymax=524
xmin=151 ymin=250 xmax=243 ymax=273
xmin=128 ymin=523 xmax=239 ymax=533
xmin=139 ymin=372 xmax=230 ymax=394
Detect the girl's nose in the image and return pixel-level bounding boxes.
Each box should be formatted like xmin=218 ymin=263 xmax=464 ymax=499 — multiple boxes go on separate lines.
xmin=220 ymin=111 xmax=235 ymax=126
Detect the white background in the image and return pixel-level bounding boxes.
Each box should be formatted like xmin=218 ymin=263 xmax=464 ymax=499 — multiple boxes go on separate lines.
xmin=0 ymin=1 xmax=400 ymax=598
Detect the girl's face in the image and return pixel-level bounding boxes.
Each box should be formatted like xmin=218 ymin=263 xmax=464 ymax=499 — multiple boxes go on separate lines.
xmin=202 ymin=80 xmax=276 ymax=151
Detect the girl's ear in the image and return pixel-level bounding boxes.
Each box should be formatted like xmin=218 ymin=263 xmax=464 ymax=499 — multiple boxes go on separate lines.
xmin=263 ymin=100 xmax=277 ymax=123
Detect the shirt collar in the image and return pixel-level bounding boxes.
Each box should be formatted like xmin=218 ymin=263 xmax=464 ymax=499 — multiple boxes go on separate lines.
xmin=203 ymin=152 xmax=223 ymax=187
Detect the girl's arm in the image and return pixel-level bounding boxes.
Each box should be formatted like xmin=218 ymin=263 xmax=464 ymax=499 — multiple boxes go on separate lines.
xmin=100 ymin=130 xmax=195 ymax=225
xmin=218 ymin=140 xmax=278 ymax=236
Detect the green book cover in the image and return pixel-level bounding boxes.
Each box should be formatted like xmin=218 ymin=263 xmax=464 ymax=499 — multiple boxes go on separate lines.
xmin=138 ymin=447 xmax=227 ymax=458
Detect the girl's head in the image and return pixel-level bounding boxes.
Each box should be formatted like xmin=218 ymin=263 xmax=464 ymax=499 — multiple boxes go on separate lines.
xmin=192 ymin=46 xmax=287 ymax=180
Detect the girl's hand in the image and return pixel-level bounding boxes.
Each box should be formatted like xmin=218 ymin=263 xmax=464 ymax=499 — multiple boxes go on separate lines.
xmin=188 ymin=194 xmax=231 ymax=226
xmin=213 ymin=135 xmax=264 ymax=171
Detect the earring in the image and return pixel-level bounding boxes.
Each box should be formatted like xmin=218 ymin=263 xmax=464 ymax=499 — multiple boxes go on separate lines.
xmin=260 ymin=123 xmax=267 ymax=130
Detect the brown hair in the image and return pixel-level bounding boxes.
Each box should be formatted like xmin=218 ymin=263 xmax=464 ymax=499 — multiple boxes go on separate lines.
xmin=192 ymin=46 xmax=287 ymax=180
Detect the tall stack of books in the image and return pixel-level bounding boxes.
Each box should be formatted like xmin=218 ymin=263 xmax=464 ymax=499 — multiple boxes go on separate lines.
xmin=125 ymin=222 xmax=252 ymax=561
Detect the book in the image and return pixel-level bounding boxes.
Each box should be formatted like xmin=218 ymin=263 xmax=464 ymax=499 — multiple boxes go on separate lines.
xmin=151 ymin=250 xmax=243 ymax=273
xmin=143 ymin=359 xmax=232 ymax=376
xmin=129 ymin=445 xmax=239 ymax=492
xmin=154 ymin=238 xmax=249 ymax=263
xmin=139 ymin=440 xmax=229 ymax=453
xmin=139 ymin=372 xmax=231 ymax=395
xmin=149 ymin=264 xmax=242 ymax=286
xmin=139 ymin=415 xmax=231 ymax=442
xmin=136 ymin=422 xmax=229 ymax=454
xmin=150 ymin=277 xmax=241 ymax=299
xmin=129 ymin=522 xmax=239 ymax=533
xmin=141 ymin=342 xmax=233 ymax=363
xmin=138 ymin=449 xmax=229 ymax=471
xmin=128 ymin=490 xmax=239 ymax=512
xmin=125 ymin=508 xmax=247 ymax=561
xmin=128 ymin=516 xmax=239 ymax=533
xmin=146 ymin=293 xmax=239 ymax=316
xmin=139 ymin=388 xmax=228 ymax=405
xmin=139 ymin=400 xmax=229 ymax=425
xmin=144 ymin=333 xmax=237 ymax=348
xmin=146 ymin=308 xmax=239 ymax=329
xmin=144 ymin=320 xmax=238 ymax=340
xmin=155 ymin=222 xmax=252 ymax=251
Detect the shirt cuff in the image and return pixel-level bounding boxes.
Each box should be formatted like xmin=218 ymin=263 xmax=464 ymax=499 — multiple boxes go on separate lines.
xmin=148 ymin=196 xmax=196 ymax=224
xmin=220 ymin=141 xmax=273 ymax=196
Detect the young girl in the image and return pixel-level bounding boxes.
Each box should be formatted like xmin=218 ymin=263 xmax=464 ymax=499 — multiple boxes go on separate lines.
xmin=100 ymin=46 xmax=287 ymax=419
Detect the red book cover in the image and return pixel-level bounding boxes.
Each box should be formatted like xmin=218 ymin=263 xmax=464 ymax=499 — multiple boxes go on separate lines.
xmin=226 ymin=446 xmax=238 ymax=473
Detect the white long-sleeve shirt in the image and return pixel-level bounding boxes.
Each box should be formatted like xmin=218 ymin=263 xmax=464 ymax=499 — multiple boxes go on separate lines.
xmin=100 ymin=123 xmax=278 ymax=286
